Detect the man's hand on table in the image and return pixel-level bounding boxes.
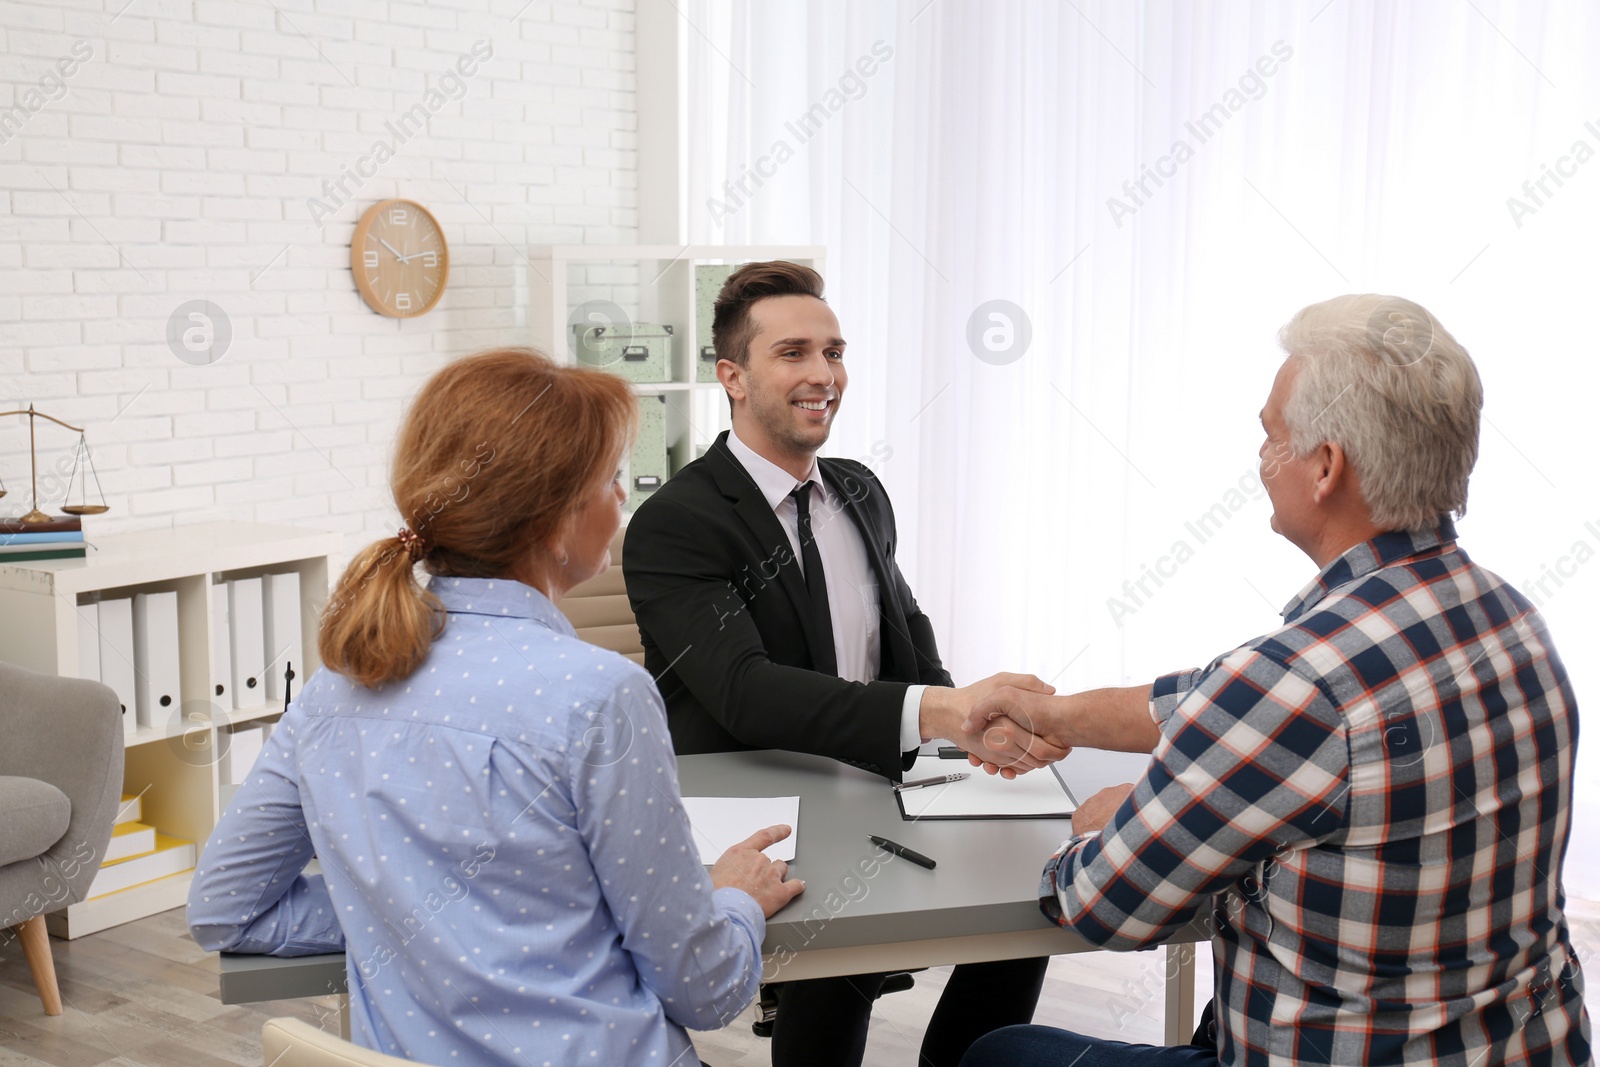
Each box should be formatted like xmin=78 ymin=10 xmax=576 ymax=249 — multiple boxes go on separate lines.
xmin=1069 ymin=784 xmax=1133 ymax=835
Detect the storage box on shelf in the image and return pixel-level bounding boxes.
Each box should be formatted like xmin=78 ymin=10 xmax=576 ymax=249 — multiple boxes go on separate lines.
xmin=0 ymin=521 xmax=339 ymax=938
xmin=529 ymin=245 xmax=827 ymax=512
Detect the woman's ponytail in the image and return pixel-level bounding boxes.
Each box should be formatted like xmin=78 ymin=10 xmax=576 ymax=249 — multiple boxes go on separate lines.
xmin=317 ymin=535 xmax=445 ymax=690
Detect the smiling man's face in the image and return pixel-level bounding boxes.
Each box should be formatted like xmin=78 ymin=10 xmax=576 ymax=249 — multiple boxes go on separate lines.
xmin=722 ymin=293 xmax=848 ymax=470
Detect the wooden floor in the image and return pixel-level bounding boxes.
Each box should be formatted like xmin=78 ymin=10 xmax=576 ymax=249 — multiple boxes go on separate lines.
xmin=0 ymin=908 xmax=331 ymax=1065
xmin=1 ymin=901 xmax=1594 ymax=1066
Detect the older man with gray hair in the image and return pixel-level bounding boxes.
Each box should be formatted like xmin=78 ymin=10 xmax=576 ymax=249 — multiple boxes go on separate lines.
xmin=961 ymin=295 xmax=1592 ymax=1067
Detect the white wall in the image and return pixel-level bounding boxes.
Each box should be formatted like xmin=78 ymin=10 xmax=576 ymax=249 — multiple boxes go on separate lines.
xmin=0 ymin=0 xmax=638 ymax=561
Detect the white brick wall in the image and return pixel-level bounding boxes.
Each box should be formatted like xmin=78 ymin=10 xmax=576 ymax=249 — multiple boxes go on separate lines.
xmin=0 ymin=0 xmax=638 ymax=569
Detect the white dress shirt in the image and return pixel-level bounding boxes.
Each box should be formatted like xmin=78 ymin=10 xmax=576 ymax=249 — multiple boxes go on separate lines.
xmin=727 ymin=429 xmax=926 ymax=752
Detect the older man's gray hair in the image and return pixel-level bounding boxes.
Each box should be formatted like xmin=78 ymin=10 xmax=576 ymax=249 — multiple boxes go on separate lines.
xmin=1278 ymin=294 xmax=1483 ymax=532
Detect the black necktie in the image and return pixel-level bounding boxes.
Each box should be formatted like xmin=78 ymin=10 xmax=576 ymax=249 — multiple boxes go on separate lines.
xmin=791 ymin=482 xmax=838 ymax=675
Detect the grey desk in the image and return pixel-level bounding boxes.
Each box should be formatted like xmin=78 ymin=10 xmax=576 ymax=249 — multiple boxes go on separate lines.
xmin=219 ymin=951 xmax=352 ymax=1039
xmin=220 ymin=749 xmax=1203 ymax=1044
xmin=681 ymin=749 xmax=1201 ymax=1044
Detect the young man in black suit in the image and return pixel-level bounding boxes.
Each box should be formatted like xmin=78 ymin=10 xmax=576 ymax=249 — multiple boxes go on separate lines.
xmin=622 ymin=261 xmax=1057 ymax=1067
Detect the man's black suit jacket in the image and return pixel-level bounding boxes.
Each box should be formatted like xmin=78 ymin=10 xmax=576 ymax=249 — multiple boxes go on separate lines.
xmin=622 ymin=431 xmax=953 ymax=780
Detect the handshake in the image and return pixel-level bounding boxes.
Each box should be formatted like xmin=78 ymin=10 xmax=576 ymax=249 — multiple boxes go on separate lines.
xmin=922 ymin=673 xmax=1073 ymax=780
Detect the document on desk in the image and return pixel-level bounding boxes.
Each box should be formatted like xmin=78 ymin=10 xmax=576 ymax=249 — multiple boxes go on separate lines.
xmin=895 ymin=755 xmax=1075 ymax=820
xmin=682 ymin=796 xmax=800 ymax=864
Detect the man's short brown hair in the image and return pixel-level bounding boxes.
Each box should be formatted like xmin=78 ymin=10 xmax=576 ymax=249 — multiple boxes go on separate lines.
xmin=711 ymin=260 xmax=827 ymax=369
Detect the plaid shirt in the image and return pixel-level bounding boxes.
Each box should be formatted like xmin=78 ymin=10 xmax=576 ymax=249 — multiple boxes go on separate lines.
xmin=1042 ymin=519 xmax=1593 ymax=1066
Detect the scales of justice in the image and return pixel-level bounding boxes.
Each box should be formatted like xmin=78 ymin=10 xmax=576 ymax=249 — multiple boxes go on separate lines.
xmin=0 ymin=404 xmax=110 ymax=524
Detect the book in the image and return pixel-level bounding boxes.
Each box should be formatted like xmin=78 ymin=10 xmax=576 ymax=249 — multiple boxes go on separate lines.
xmin=86 ymin=834 xmax=196 ymax=899
xmin=105 ymin=821 xmax=157 ymax=863
xmin=113 ymin=794 xmax=142 ymax=825
xmin=0 ymin=541 xmax=86 ymax=552
xmin=0 ymin=547 xmax=87 ymax=562
xmin=0 ymin=517 xmax=81 ymax=534
xmin=0 ymin=530 xmax=85 ymax=545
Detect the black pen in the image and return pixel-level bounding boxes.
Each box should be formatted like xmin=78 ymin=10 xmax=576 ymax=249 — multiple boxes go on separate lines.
xmin=937 ymin=746 xmax=967 ymax=759
xmin=869 ymin=835 xmax=937 ymax=870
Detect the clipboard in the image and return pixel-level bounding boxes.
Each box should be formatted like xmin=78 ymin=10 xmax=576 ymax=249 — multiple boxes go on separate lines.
xmin=894 ymin=755 xmax=1076 ymax=821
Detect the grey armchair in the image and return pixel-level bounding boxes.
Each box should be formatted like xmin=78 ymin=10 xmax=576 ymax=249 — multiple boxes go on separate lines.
xmin=0 ymin=660 xmax=124 ymax=1015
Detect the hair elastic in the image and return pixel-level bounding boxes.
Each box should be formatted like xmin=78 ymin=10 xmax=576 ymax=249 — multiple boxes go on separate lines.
xmin=396 ymin=526 xmax=428 ymax=562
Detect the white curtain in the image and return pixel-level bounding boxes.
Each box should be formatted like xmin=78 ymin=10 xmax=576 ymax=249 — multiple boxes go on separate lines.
xmin=683 ymin=0 xmax=1600 ymax=897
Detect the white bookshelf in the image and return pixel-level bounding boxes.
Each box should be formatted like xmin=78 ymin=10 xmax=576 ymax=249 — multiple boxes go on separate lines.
xmin=0 ymin=521 xmax=340 ymax=939
xmin=529 ymin=244 xmax=827 ymax=488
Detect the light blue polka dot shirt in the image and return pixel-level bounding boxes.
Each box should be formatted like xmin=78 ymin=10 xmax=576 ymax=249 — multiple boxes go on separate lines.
xmin=189 ymin=576 xmax=766 ymax=1065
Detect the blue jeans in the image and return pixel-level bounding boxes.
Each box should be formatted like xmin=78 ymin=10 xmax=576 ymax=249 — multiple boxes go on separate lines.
xmin=961 ymin=1025 xmax=1221 ymax=1067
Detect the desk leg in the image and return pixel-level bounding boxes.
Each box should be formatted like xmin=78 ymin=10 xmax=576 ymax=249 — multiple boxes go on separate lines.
xmin=340 ymin=994 xmax=351 ymax=1041
xmin=1162 ymin=943 xmax=1196 ymax=1046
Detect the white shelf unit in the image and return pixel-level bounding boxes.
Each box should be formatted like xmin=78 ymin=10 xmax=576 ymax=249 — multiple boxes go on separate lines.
xmin=529 ymin=244 xmax=827 ymax=496
xmin=0 ymin=521 xmax=340 ymax=939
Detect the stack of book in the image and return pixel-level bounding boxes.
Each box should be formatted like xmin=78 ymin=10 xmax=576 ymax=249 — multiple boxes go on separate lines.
xmin=87 ymin=793 xmax=196 ymax=900
xmin=0 ymin=516 xmax=86 ymax=562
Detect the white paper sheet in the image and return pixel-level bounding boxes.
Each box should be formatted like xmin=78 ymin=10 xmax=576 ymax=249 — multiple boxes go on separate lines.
xmin=1051 ymin=747 xmax=1154 ymax=807
xmin=682 ymin=796 xmax=800 ymax=864
xmin=895 ymin=756 xmax=1075 ymax=819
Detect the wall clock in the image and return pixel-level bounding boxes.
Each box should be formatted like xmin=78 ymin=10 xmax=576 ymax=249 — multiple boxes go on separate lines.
xmin=351 ymin=199 xmax=449 ymax=318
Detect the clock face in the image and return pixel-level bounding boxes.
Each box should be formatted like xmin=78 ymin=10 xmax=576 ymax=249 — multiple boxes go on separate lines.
xmin=351 ymin=199 xmax=449 ymax=318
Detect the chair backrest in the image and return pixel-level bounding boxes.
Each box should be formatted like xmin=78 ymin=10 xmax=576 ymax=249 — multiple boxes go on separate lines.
xmin=0 ymin=660 xmax=124 ymax=911
xmin=261 ymin=1018 xmax=414 ymax=1066
xmin=559 ymin=526 xmax=643 ymax=664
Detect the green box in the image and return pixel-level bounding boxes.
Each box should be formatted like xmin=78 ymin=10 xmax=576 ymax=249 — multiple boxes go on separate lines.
xmin=573 ymin=322 xmax=674 ymax=383
xmin=627 ymin=394 xmax=669 ymax=512
xmin=695 ymin=265 xmax=734 ymax=382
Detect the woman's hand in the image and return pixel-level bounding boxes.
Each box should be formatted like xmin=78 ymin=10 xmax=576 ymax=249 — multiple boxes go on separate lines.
xmin=710 ymin=824 xmax=807 ymax=918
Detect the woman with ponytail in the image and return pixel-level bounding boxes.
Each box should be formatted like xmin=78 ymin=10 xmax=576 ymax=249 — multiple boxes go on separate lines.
xmin=189 ymin=349 xmax=802 ymax=1066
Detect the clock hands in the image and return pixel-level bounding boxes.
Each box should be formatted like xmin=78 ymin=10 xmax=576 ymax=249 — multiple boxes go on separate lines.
xmin=375 ymin=238 xmax=436 ymax=266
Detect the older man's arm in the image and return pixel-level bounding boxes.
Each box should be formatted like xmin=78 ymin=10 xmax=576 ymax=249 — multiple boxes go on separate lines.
xmin=957 ymin=667 xmax=1216 ymax=776
xmin=1040 ymin=650 xmax=1350 ymax=950
xmin=962 ymin=685 xmax=1161 ymax=764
